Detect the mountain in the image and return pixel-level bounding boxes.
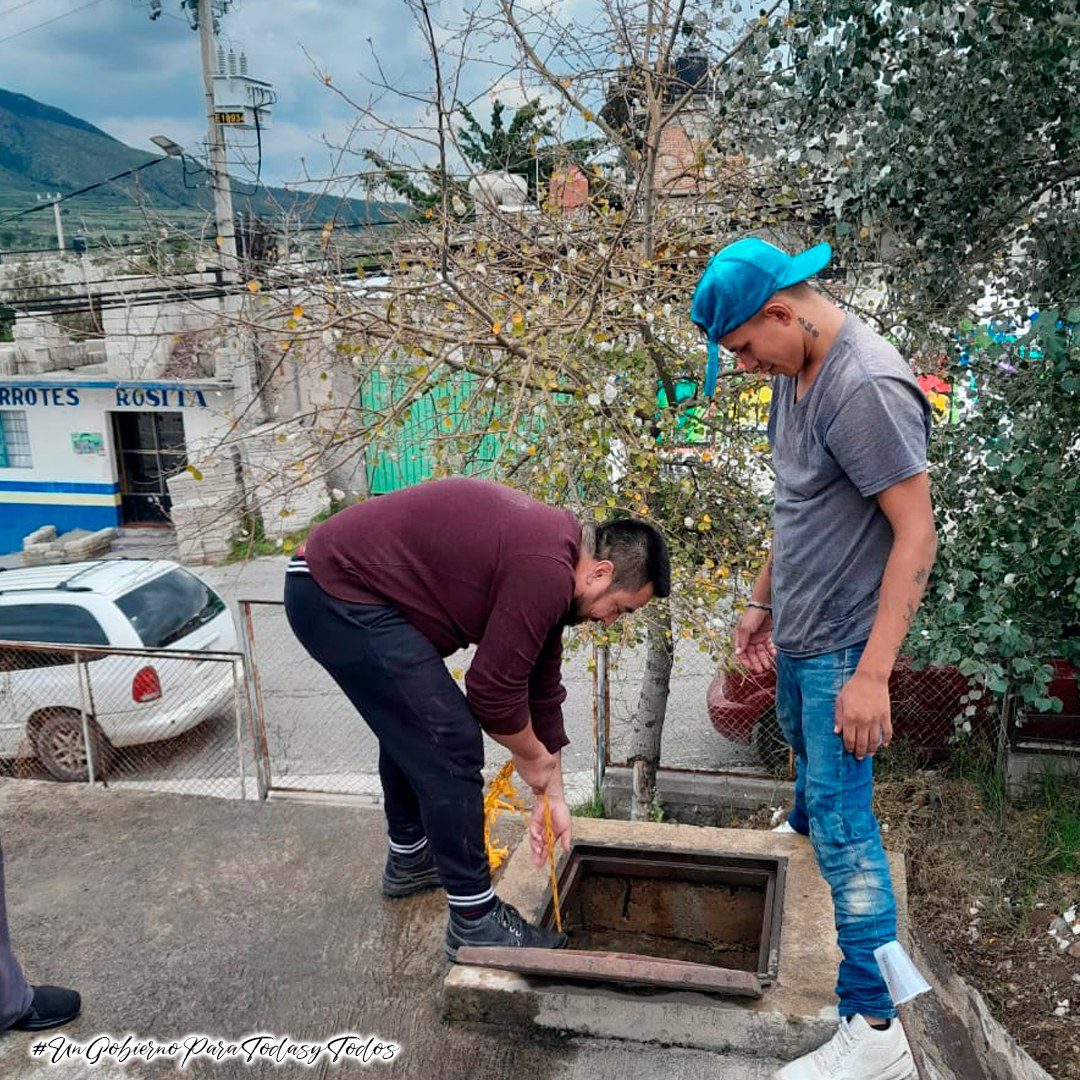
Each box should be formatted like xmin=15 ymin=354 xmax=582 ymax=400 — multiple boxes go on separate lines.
xmin=0 ymin=88 xmax=393 ymax=248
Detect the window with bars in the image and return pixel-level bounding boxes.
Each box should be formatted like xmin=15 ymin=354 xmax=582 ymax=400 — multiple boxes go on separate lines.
xmin=0 ymin=411 xmax=32 ymax=468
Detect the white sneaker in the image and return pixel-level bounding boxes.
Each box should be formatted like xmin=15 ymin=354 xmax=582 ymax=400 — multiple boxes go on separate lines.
xmin=773 ymin=1015 xmax=915 ymax=1079
xmin=772 ymin=820 xmax=797 ymax=834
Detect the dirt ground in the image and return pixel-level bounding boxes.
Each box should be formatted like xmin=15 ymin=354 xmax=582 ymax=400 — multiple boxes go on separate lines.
xmin=871 ymin=773 xmax=1080 ymax=1080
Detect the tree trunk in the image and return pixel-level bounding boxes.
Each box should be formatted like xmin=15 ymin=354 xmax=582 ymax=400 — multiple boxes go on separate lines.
xmin=628 ymin=603 xmax=673 ymax=821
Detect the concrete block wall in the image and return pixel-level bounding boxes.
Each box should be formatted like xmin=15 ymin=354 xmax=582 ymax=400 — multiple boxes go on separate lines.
xmin=241 ymin=422 xmax=331 ymax=542
xmin=165 ymin=450 xmax=244 ymax=566
xmin=104 ymin=300 xmax=224 ymax=381
xmin=20 ymin=525 xmax=117 ymax=566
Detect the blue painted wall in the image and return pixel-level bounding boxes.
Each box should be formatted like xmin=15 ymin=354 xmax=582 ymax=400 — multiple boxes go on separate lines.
xmin=0 ymin=481 xmax=121 ymax=555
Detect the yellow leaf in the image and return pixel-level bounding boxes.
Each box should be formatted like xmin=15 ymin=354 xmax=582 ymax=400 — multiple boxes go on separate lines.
xmin=582 ymin=109 xmax=594 ymax=122
xmin=186 ymin=465 xmax=203 ymax=481
xmin=526 ymin=445 xmax=537 ymax=456
xmin=282 ymin=539 xmax=295 ymax=553
xmin=293 ymin=305 xmax=304 ymax=319
xmin=246 ymin=280 xmax=261 ymax=293
xmin=492 ymin=322 xmax=502 ymax=334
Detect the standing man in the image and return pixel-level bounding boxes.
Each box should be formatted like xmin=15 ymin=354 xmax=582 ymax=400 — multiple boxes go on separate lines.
xmin=692 ymin=239 xmax=936 ymax=1080
xmin=286 ymin=477 xmax=670 ymax=962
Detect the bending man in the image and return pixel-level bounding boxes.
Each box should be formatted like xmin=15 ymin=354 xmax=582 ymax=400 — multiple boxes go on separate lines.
xmin=286 ymin=477 xmax=670 ymax=961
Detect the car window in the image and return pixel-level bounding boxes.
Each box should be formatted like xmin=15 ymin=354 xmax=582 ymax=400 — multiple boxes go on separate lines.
xmin=115 ymin=569 xmax=225 ymax=648
xmin=0 ymin=603 xmax=110 ymax=647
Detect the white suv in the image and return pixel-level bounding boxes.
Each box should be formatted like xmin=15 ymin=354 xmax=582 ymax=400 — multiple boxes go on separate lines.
xmin=0 ymin=559 xmax=238 ymax=782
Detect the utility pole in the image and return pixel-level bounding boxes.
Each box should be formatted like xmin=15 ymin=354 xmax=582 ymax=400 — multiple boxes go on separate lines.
xmin=197 ymin=0 xmax=237 ymax=280
xmin=39 ymin=193 xmax=66 ymax=251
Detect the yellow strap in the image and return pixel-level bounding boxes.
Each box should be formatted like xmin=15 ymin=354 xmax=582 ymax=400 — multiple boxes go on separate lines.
xmin=542 ymin=792 xmax=563 ymax=933
xmin=483 ymin=760 xmax=564 ymax=933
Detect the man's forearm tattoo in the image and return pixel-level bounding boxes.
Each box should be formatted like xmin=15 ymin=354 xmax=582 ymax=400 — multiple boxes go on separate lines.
xmin=914 ymin=566 xmax=930 ymax=586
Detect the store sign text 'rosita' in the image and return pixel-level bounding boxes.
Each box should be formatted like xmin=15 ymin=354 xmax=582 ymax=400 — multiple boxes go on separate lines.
xmin=0 ymin=387 xmax=209 ymax=409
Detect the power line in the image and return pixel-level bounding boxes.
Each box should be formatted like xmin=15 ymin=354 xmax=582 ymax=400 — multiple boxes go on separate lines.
xmin=0 ymin=0 xmax=109 ymax=46
xmin=0 ymin=0 xmax=49 ymax=19
xmin=0 ymin=157 xmax=169 ymax=228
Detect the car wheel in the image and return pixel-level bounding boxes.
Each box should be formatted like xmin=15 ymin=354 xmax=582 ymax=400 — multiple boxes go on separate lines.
xmin=32 ymin=710 xmax=114 ymax=783
xmin=753 ymin=708 xmax=791 ymax=775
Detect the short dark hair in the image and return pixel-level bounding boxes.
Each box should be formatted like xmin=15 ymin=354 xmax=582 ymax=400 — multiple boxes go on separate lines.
xmin=586 ymin=518 xmax=671 ymax=598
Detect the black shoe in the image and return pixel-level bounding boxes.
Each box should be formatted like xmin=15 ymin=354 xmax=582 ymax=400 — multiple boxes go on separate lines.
xmin=9 ymin=986 xmax=81 ymax=1032
xmin=381 ymin=844 xmax=442 ymax=899
xmin=445 ymin=896 xmax=568 ymax=962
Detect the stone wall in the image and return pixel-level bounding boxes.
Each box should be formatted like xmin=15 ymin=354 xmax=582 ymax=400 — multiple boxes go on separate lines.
xmin=21 ymin=525 xmax=117 ymax=565
xmin=240 ymin=422 xmax=332 ymax=542
xmin=165 ymin=449 xmax=245 ymax=566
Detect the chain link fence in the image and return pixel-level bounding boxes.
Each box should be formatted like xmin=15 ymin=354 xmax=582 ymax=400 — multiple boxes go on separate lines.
xmin=601 ymin=633 xmax=1007 ymax=781
xmin=239 ymin=600 xmax=603 ymax=804
xmin=236 ymin=597 xmax=1013 ymax=802
xmin=0 ymin=640 xmax=257 ymax=799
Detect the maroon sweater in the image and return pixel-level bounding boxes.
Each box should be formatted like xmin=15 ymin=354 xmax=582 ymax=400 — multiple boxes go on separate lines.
xmin=302 ymin=478 xmax=580 ymax=753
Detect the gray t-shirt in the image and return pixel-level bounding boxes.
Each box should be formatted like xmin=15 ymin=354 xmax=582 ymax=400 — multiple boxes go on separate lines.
xmin=767 ymin=314 xmax=931 ymax=658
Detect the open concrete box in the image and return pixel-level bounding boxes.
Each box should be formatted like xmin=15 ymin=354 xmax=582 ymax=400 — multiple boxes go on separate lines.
xmin=442 ymin=818 xmax=907 ymax=1059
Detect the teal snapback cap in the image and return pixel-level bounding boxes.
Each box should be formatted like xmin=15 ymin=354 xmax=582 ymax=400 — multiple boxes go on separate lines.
xmin=691 ymin=238 xmax=832 ymax=395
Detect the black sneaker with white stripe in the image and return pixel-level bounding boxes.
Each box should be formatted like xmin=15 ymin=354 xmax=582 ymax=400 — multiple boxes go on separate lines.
xmin=445 ymin=896 xmax=568 ymax=962
xmin=381 ymin=844 xmax=443 ymax=899
xmin=286 ymin=555 xmax=311 ymax=575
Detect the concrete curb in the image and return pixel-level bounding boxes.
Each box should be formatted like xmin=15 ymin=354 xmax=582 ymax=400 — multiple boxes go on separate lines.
xmin=602 ymin=765 xmax=794 ymax=824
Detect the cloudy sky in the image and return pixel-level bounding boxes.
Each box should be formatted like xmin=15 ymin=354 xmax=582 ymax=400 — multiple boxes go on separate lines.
xmin=1 ymin=0 xmax=536 ymax=190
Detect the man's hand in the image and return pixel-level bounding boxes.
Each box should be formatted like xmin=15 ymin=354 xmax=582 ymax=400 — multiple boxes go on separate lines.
xmin=529 ymin=793 xmax=572 ymax=867
xmin=733 ymin=607 xmax=776 ymax=674
xmin=834 ymin=670 xmax=892 ymax=760
xmin=512 ymin=750 xmax=558 ymax=796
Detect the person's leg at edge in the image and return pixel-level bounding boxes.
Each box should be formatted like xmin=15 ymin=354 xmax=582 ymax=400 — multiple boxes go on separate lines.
xmin=799 ymin=643 xmax=897 ymax=1023
xmin=775 ymin=650 xmax=810 ymax=835
xmin=0 ymin=840 xmax=33 ymax=1031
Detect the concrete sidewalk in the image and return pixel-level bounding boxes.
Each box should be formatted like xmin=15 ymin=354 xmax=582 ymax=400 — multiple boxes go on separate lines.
xmin=0 ymin=780 xmax=784 ymax=1079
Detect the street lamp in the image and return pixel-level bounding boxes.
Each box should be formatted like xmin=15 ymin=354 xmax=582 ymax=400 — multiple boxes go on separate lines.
xmin=150 ymin=135 xmax=186 ymax=158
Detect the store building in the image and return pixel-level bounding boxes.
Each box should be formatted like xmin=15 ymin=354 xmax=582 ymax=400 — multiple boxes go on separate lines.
xmin=0 ymin=373 xmax=235 ymax=554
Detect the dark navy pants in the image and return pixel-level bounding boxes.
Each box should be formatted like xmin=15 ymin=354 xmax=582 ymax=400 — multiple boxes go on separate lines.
xmin=0 ymin=839 xmax=33 ymax=1031
xmin=284 ymin=568 xmax=493 ymax=909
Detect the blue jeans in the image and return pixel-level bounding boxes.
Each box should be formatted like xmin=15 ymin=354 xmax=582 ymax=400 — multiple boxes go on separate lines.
xmin=776 ymin=644 xmax=898 ymax=1019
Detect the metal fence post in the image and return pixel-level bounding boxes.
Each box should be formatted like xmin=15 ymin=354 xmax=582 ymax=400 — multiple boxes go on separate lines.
xmin=75 ymin=650 xmax=96 ymax=787
xmin=594 ymin=641 xmax=609 ymax=796
xmin=996 ymin=685 xmax=1016 ymax=782
xmin=238 ymin=602 xmax=271 ymax=800
xmin=230 ymin=658 xmax=248 ymax=800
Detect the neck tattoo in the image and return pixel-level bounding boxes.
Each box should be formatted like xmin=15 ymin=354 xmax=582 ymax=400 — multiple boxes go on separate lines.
xmin=797 ymin=316 xmax=820 ymax=340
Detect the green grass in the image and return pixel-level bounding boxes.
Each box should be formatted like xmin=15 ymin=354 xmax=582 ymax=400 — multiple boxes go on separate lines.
xmin=570 ymin=789 xmax=606 ymax=818
xmin=226 ymin=504 xmax=340 ymax=563
xmin=1033 ymin=768 xmax=1080 ymax=875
